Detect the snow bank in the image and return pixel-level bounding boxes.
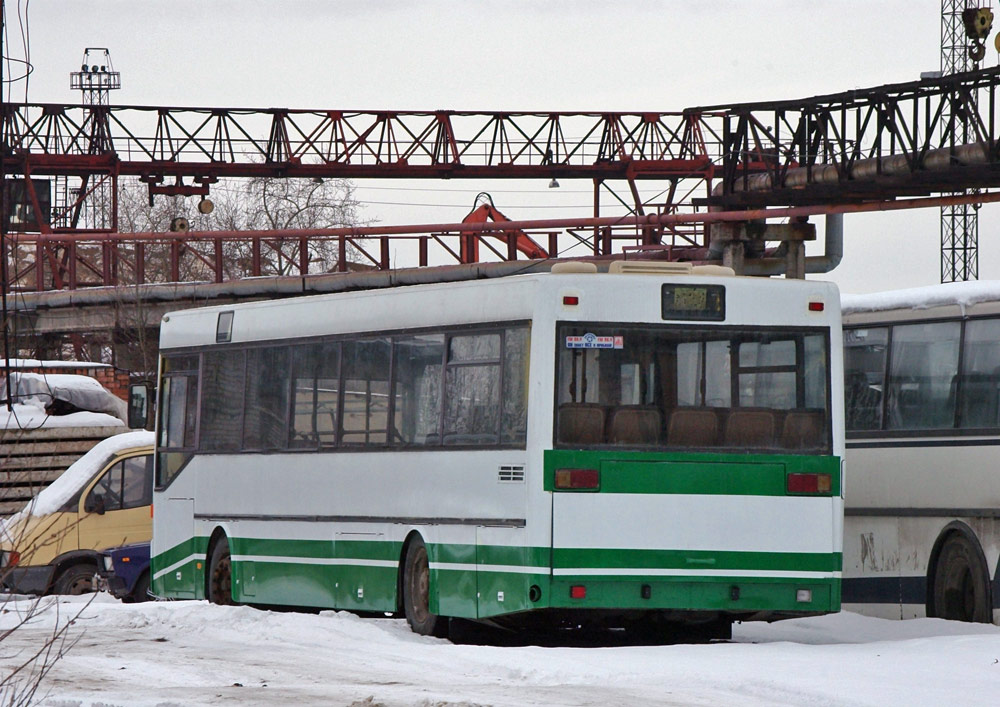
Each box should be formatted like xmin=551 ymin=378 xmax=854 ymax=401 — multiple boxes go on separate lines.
xmin=0 ymin=599 xmax=997 ymax=707
xmin=842 ymin=280 xmax=1000 ymax=314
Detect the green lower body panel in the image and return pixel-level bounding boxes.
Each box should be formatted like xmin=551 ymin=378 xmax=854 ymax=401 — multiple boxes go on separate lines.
xmin=152 ymin=535 xmax=840 ymax=618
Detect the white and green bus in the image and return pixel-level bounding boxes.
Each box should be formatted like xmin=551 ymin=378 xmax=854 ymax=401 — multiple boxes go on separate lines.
xmin=842 ymin=282 xmax=1000 ymax=623
xmin=151 ymin=261 xmax=844 ymax=637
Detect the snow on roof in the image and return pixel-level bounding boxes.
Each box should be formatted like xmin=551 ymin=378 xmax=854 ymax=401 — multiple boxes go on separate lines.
xmin=1 ymin=430 xmax=154 ymax=536
xmin=1 ymin=371 xmax=127 ymax=423
xmin=7 ymin=358 xmax=111 ymax=369
xmin=0 ymin=402 xmax=125 ymax=430
xmin=841 ymin=280 xmax=1000 ymax=315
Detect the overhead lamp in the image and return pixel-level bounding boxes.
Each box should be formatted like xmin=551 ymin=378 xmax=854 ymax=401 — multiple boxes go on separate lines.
xmin=548 ymin=178 xmax=560 ymax=189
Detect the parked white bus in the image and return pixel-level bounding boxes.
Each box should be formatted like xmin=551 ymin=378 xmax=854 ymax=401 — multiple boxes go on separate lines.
xmin=842 ymin=282 xmax=1000 ymax=623
xmin=151 ymin=262 xmax=844 ymax=638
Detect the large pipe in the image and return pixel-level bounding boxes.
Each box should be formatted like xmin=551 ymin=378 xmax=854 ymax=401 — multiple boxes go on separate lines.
xmin=740 ymin=212 xmax=843 ymax=276
xmin=7 ymin=189 xmax=998 ymax=245
xmin=735 ymin=142 xmax=990 ymax=192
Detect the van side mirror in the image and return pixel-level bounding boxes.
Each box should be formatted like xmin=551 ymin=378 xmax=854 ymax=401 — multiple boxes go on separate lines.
xmin=85 ymin=494 xmax=106 ymax=515
xmin=128 ymin=383 xmax=153 ymax=430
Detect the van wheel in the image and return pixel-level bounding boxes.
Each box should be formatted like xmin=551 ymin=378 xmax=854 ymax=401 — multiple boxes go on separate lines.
xmin=54 ymin=563 xmax=97 ymax=595
xmin=402 ymin=537 xmax=445 ymax=637
xmin=930 ymin=534 xmax=991 ymax=623
xmin=207 ymin=538 xmax=234 ymax=606
xmin=129 ymin=572 xmax=151 ymax=603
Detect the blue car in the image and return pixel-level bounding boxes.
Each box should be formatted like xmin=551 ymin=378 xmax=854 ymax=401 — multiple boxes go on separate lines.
xmin=99 ymin=542 xmax=151 ymax=603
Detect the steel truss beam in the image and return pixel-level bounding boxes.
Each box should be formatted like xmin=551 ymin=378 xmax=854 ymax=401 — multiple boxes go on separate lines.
xmin=4 ymin=69 xmax=1000 ymax=292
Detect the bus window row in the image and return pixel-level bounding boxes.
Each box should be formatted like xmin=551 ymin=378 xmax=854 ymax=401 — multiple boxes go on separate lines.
xmin=157 ymin=324 xmax=529 ymax=484
xmin=554 ymin=323 xmax=831 ymax=454
xmin=844 ymin=317 xmax=1000 ymax=432
xmin=556 ymin=403 xmax=827 ymax=451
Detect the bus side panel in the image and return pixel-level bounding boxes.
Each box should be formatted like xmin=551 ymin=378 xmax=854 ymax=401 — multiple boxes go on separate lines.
xmin=842 ymin=516 xmax=907 ymax=619
xmin=473 ymin=528 xmax=550 ymax=619
xmin=428 ymin=529 xmax=478 ymax=618
xmin=844 ymin=444 xmax=1000 ymax=621
xmin=151 ymin=498 xmax=197 ymax=598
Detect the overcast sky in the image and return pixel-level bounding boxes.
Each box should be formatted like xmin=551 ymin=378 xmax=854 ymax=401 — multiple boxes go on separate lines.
xmin=6 ymin=1 xmax=996 ymax=293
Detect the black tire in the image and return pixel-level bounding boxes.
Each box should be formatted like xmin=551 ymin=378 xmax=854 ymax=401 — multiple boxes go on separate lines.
xmin=53 ymin=562 xmax=97 ymax=595
xmin=930 ymin=534 xmax=991 ymax=623
xmin=402 ymin=537 xmax=446 ymax=637
xmin=207 ymin=537 xmax=234 ymax=606
xmin=129 ymin=571 xmax=151 ymax=603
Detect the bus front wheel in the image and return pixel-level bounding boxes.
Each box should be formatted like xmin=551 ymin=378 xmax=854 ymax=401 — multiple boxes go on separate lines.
xmin=207 ymin=537 xmax=234 ymax=606
xmin=403 ymin=537 xmax=446 ymax=637
xmin=930 ymin=534 xmax=991 ymax=623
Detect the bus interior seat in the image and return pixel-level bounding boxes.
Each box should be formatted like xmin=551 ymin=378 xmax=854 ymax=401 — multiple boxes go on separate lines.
xmin=781 ymin=409 xmax=825 ymax=449
xmin=607 ymin=406 xmax=662 ymax=445
xmin=557 ymin=403 xmax=606 ymax=445
xmin=666 ymin=407 xmax=719 ymax=447
xmin=724 ymin=409 xmax=776 ymax=448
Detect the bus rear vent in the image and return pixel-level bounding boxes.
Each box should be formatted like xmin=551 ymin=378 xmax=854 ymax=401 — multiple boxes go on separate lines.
xmin=498 ymin=465 xmax=525 ymax=483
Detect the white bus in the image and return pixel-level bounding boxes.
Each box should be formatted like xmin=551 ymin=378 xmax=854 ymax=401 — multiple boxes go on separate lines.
xmin=842 ymin=282 xmax=1000 ymax=623
xmin=151 ymin=261 xmax=844 ymax=638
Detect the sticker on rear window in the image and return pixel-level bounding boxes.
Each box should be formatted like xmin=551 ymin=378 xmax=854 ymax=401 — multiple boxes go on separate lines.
xmin=566 ymin=333 xmax=623 ymax=349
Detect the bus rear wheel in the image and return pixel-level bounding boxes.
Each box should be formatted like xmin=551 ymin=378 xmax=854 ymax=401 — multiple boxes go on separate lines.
xmin=931 ymin=534 xmax=991 ymax=623
xmin=207 ymin=538 xmax=234 ymax=606
xmin=403 ymin=537 xmax=446 ymax=637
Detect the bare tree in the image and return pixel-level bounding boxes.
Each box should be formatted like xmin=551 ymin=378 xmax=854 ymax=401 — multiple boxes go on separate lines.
xmin=117 ymin=175 xmax=369 ymax=280
xmin=0 ymin=488 xmax=93 ymax=707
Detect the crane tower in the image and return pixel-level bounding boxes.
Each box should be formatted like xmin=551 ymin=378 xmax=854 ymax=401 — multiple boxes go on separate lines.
xmin=940 ymin=3 xmax=993 ymax=282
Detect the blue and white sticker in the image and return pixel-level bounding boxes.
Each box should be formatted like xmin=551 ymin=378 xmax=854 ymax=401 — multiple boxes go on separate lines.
xmin=566 ymin=333 xmax=624 ymax=349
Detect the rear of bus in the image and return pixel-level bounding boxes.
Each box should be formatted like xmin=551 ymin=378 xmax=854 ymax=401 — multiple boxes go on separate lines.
xmin=542 ymin=267 xmax=843 ymax=630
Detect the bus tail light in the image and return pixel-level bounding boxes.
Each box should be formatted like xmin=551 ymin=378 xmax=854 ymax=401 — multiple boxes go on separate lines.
xmin=554 ymin=468 xmax=600 ymax=490
xmin=787 ymin=473 xmax=832 ymax=494
xmin=570 ymin=585 xmax=587 ymax=599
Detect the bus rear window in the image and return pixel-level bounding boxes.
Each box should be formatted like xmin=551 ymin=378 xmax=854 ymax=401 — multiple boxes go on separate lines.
xmin=555 ymin=324 xmax=831 ymax=454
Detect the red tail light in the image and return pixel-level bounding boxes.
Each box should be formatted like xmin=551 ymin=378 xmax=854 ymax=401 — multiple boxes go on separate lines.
xmin=554 ymin=468 xmax=600 ymax=490
xmin=787 ymin=473 xmax=832 ymax=494
xmin=570 ymin=585 xmax=587 ymax=599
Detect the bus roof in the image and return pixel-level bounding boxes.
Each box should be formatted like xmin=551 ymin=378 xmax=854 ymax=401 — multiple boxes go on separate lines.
xmin=842 ymin=280 xmax=1000 ymax=317
xmin=158 ymin=270 xmax=840 ymax=350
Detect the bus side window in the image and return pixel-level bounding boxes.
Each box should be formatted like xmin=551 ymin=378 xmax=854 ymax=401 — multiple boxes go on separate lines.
xmin=886 ymin=322 xmax=960 ymax=430
xmin=843 ymin=328 xmax=888 ymax=431
xmin=244 ymin=346 xmax=291 ymax=450
xmin=200 ymin=349 xmax=247 ymax=451
xmin=392 ymin=334 xmax=444 ymax=446
xmin=500 ymin=326 xmax=529 ymax=446
xmin=342 ymin=338 xmax=391 ymax=446
xmin=443 ymin=332 xmax=501 ymax=445
xmin=960 ymin=319 xmax=1000 ymax=429
xmin=157 ymin=355 xmax=199 ymax=487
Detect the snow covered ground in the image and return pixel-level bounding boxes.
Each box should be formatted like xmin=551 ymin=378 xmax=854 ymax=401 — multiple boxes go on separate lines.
xmin=1 ymin=595 xmax=999 ymax=707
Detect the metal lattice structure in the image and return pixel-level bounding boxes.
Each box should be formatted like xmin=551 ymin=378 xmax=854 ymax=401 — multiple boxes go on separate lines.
xmin=5 ymin=70 xmax=1000 ymax=290
xmin=940 ymin=1 xmax=981 ymax=282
